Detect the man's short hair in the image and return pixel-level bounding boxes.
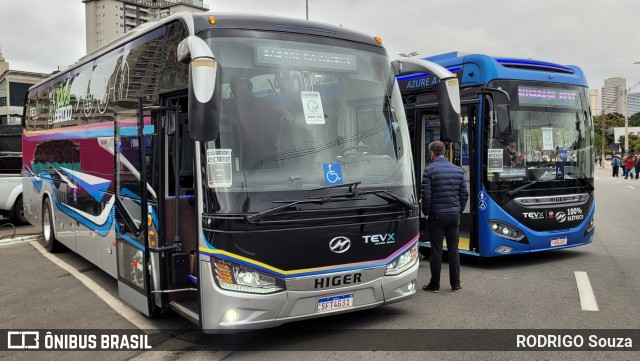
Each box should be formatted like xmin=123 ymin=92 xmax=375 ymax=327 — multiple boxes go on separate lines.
xmin=429 ymin=140 xmax=446 ymax=156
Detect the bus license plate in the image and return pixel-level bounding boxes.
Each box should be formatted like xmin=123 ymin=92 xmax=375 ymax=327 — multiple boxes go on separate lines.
xmin=550 ymin=236 xmax=567 ymax=247
xmin=317 ymin=294 xmax=353 ymax=313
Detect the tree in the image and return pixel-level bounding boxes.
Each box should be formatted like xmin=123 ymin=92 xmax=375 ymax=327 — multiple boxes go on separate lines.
xmin=594 ymin=114 xmax=624 ymax=154
xmin=630 ymin=112 xmax=640 ymax=127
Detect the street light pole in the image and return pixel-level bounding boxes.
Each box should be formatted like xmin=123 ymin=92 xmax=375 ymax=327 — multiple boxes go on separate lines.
xmin=306 ymin=0 xmax=308 ymax=20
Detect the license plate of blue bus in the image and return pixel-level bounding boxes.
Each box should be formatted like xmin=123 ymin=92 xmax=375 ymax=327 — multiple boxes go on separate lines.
xmin=317 ymin=294 xmax=354 ymax=313
xmin=550 ymin=236 xmax=567 ymax=247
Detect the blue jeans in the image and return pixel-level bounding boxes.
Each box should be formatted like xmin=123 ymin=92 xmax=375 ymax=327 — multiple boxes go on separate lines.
xmin=426 ymin=213 xmax=461 ymax=288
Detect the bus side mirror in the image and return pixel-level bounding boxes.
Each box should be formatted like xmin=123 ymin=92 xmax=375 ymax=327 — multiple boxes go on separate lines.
xmin=177 ymin=36 xmax=219 ymax=142
xmin=435 ymin=78 xmax=462 ymax=143
xmin=391 ymin=58 xmax=462 ymax=143
xmin=496 ymin=104 xmax=511 ymax=135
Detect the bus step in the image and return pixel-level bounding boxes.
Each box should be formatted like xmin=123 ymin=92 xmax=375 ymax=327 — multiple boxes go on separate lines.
xmin=169 ymin=300 xmax=199 ymax=325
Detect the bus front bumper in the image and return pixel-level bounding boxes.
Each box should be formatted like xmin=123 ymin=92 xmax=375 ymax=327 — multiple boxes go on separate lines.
xmin=199 ymin=260 xmax=418 ymax=333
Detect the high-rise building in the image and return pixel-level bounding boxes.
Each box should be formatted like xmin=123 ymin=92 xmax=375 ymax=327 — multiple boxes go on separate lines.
xmin=589 ymin=89 xmax=599 ymax=116
xmin=0 ymin=50 xmax=50 ymax=126
xmin=601 ymin=77 xmax=627 ymax=117
xmin=83 ymin=0 xmax=208 ymax=54
xmin=627 ymin=93 xmax=640 ymax=118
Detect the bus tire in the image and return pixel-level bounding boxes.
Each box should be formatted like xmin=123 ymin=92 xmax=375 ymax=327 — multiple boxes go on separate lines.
xmin=12 ymin=195 xmax=28 ymax=225
xmin=41 ymin=198 xmax=61 ymax=253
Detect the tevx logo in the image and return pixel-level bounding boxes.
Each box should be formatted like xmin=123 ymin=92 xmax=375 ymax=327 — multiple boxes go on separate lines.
xmin=362 ymin=233 xmax=396 ymax=245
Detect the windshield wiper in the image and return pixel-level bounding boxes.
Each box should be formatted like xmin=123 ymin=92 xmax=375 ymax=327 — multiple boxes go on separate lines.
xmin=507 ymin=181 xmax=538 ymax=197
xmin=357 ymin=189 xmax=417 ymax=212
xmin=566 ymin=172 xmax=595 ymax=191
xmin=314 ymin=181 xmax=416 ymax=211
xmin=312 ymin=181 xmax=362 ymax=193
xmin=245 ymin=192 xmax=366 ymax=223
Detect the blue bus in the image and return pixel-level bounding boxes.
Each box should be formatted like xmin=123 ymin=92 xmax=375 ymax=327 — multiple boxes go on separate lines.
xmin=400 ymin=52 xmax=595 ymax=257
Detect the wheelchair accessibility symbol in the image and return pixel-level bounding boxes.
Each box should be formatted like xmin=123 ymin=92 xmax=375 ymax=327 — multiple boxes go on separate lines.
xmin=323 ymin=163 xmax=343 ymax=185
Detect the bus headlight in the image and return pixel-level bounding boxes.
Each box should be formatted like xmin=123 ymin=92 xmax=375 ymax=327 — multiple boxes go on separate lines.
xmin=385 ymin=242 xmax=418 ymax=276
xmin=212 ymin=257 xmax=285 ymax=294
xmin=488 ymin=220 xmax=526 ymax=242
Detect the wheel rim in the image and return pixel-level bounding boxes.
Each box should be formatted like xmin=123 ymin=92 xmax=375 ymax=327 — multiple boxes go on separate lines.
xmin=43 ymin=206 xmax=51 ymax=242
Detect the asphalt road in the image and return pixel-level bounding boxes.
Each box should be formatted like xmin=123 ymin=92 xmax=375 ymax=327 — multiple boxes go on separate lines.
xmin=1 ymin=164 xmax=638 ymax=360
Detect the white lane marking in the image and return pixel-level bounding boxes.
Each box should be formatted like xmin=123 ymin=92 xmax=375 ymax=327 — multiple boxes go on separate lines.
xmin=628 ymin=186 xmax=635 ymax=189
xmin=574 ymin=271 xmax=599 ymax=311
xmin=31 ymin=241 xmax=160 ymax=332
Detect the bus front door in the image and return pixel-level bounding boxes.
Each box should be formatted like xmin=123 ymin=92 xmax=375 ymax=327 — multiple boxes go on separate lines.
xmin=112 ymin=112 xmax=156 ymax=316
xmin=415 ymin=108 xmax=475 ymax=254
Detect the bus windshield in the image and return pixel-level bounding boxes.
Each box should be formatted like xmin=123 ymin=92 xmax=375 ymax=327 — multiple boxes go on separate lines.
xmin=485 ymin=80 xmax=593 ymax=189
xmin=200 ymin=31 xmax=414 ymax=202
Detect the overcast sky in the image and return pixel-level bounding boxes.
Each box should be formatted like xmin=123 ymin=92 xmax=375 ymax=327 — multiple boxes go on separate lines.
xmin=2 ymin=0 xmax=640 ymax=99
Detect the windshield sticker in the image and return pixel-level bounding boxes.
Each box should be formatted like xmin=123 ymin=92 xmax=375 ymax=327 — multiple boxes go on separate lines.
xmin=301 ymin=91 xmax=325 ymax=125
xmin=488 ymin=149 xmax=503 ymax=172
xmin=542 ymin=127 xmax=554 ymax=150
xmin=206 ymin=149 xmax=232 ymax=188
xmin=556 ymin=164 xmax=565 ymax=180
xmin=323 ymin=163 xmax=343 ymax=185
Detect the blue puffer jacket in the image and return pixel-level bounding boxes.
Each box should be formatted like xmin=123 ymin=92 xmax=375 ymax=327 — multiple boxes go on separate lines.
xmin=421 ymin=157 xmax=469 ymax=215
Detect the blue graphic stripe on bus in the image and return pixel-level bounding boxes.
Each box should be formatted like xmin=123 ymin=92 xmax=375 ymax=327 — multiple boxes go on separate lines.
xmin=120 ymin=188 xmax=141 ymax=200
xmin=25 ymin=165 xmax=48 ymax=192
xmin=114 ymin=222 xmax=144 ymax=251
xmin=60 ymin=167 xmax=111 ymax=202
xmin=56 ymin=203 xmax=115 ymax=237
xmin=187 ymin=275 xmax=198 ymax=284
xmin=24 ymin=165 xmax=118 ymax=238
xmin=151 ymin=208 xmax=159 ymax=231
xmin=120 ymin=125 xmax=155 ymax=137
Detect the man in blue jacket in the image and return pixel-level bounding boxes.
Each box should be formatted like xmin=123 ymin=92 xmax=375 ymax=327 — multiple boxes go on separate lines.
xmin=421 ymin=140 xmax=469 ymax=293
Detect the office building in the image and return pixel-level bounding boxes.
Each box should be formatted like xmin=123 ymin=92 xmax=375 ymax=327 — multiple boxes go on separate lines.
xmin=628 ymin=92 xmax=640 ymax=118
xmin=601 ymin=77 xmax=627 ymax=117
xmin=589 ymin=89 xmax=599 ymax=115
xmin=0 ymin=50 xmax=50 ymax=125
xmin=83 ymin=0 xmax=208 ymax=54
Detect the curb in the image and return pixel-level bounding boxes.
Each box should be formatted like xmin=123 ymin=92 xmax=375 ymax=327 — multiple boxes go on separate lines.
xmin=0 ymin=234 xmax=42 ymax=247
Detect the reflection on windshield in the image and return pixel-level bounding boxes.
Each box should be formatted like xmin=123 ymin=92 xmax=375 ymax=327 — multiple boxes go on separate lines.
xmin=485 ymin=81 xmax=594 ymax=185
xmin=203 ymin=35 xmax=414 ymax=192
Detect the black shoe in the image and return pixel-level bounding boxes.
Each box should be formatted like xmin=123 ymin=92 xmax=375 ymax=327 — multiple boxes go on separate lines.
xmin=452 ymin=285 xmax=462 ymax=293
xmin=422 ymin=283 xmax=439 ymax=293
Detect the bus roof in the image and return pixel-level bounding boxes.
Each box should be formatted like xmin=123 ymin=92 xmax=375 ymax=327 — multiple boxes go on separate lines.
xmin=30 ymin=12 xmax=383 ymax=92
xmin=421 ymin=52 xmax=588 ymax=87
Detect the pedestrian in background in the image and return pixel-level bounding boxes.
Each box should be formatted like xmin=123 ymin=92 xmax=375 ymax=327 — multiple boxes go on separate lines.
xmin=421 ymin=140 xmax=469 ymax=293
xmin=612 ymin=155 xmax=620 ymax=177
xmin=624 ymin=154 xmax=635 ymax=179
xmin=635 ymin=155 xmax=640 ymax=180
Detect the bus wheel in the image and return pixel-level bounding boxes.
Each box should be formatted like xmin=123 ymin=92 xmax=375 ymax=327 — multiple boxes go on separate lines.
xmin=41 ymin=199 xmax=60 ymax=253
